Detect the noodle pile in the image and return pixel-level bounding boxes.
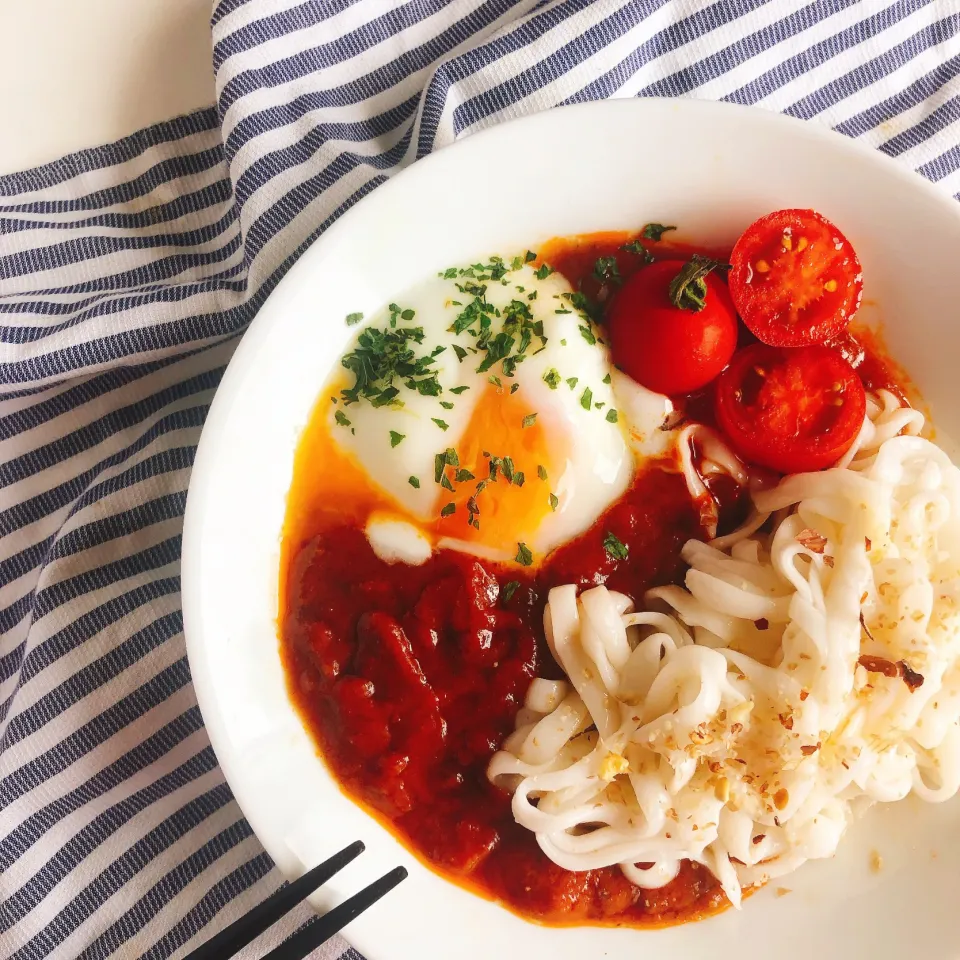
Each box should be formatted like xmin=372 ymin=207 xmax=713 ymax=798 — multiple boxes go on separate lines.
xmin=488 ymin=391 xmax=960 ymax=905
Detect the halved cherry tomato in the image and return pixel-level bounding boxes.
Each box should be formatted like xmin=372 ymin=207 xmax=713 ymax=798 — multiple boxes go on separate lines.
xmin=715 ymin=343 xmax=866 ymax=473
xmin=609 ymin=259 xmax=738 ymax=395
xmin=728 ymin=209 xmax=862 ymax=347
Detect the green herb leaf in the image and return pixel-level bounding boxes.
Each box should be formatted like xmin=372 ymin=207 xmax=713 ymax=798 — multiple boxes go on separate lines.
xmin=578 ymin=324 xmax=597 ymax=346
xmin=345 ymin=312 xmax=364 ymax=326
xmin=452 ymin=344 xmax=468 ymax=362
xmin=525 ymin=250 xmax=537 ymax=263
xmin=502 ymin=580 xmax=521 ymax=604
xmin=444 ymin=447 xmax=460 ymax=466
xmin=389 ymin=431 xmax=405 ymax=447
xmin=409 ymin=476 xmax=420 ymax=488
xmin=566 ymin=377 xmax=578 ymax=390
xmin=432 ymin=418 xmax=450 ymax=431
xmin=501 ymin=457 xmax=515 ymax=483
xmin=606 ymin=409 xmax=619 ymax=423
xmin=440 ymin=503 xmax=456 ymax=517
xmin=515 ymin=542 xmax=534 ymax=566
xmin=580 ymin=387 xmax=593 ymax=410
xmin=668 ymin=255 xmax=728 ymax=313
xmin=488 ymin=375 xmax=503 ymax=388
xmin=537 ymin=465 xmax=548 ymax=481
xmin=549 ymin=492 xmax=559 ymax=511
xmin=522 ymin=413 xmax=538 ymax=429
xmin=371 ymin=386 xmax=401 ymax=408
xmin=602 ymin=373 xmax=612 ymax=384
xmin=534 ymin=263 xmax=554 ymax=280
xmin=543 ymin=368 xmax=561 ymax=390
xmin=510 ymin=383 xmax=520 ymax=394
xmin=440 ymin=401 xmax=455 ymax=410
xmin=603 ymin=531 xmax=629 ymax=561
xmin=440 ymin=474 xmax=454 ymax=492
xmin=441 ymin=267 xmax=458 ymax=279
xmin=455 ymin=468 xmax=475 ymax=482
xmin=513 ymin=471 xmax=525 ymax=487
xmin=340 ymin=324 xmax=441 ymax=407
xmin=620 ymin=238 xmax=655 ymax=263
xmin=450 ymin=384 xmax=470 ymax=394
xmin=642 ymin=223 xmax=677 ymax=242
xmin=401 ymin=308 xmax=415 ymax=321
xmin=593 ymin=255 xmax=621 ymax=285
xmin=334 ymin=410 xmax=351 ymax=427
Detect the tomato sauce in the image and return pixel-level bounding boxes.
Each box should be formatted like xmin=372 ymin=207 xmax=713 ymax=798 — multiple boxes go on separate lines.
xmin=279 ymin=232 xmax=909 ymax=928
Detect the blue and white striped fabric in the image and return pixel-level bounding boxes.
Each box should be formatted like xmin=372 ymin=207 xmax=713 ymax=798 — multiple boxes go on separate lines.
xmin=3 ymin=1 xmax=960 ymax=957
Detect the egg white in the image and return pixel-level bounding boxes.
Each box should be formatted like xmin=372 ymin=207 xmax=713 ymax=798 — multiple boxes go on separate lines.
xmin=329 ymin=259 xmax=673 ymax=565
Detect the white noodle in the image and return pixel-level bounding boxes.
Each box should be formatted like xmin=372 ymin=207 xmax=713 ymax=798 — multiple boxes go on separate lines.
xmin=489 ymin=394 xmax=960 ymax=906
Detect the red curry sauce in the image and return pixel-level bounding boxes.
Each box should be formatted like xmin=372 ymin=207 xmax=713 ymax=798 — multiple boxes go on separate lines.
xmin=279 ymin=232 xmax=906 ymax=927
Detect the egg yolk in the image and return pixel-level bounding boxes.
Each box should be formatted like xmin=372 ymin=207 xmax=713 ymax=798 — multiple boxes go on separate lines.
xmin=284 ymin=383 xmax=566 ymax=567
xmin=430 ymin=384 xmax=561 ymax=551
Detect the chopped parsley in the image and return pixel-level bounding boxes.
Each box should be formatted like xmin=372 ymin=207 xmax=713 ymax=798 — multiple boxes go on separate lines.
xmin=566 ymin=377 xmax=578 ymax=390
xmin=560 ymin=290 xmax=600 ymax=321
xmin=489 ymin=375 xmax=503 ymax=388
xmin=602 ymin=373 xmax=611 ymax=384
xmin=515 ymin=542 xmax=534 ymax=566
xmin=537 ymin=465 xmax=548 ymax=481
xmin=510 ymin=383 xmax=520 ymax=394
xmin=502 ymin=580 xmax=521 ymax=604
xmin=345 ymin=312 xmax=363 ymax=326
xmin=543 ymin=368 xmax=561 ymax=390
xmin=334 ymin=410 xmax=351 ymax=427
xmin=440 ymin=401 xmax=455 ymax=410
xmin=548 ymin=492 xmax=559 ymax=511
xmin=450 ymin=384 xmax=470 ymax=394
xmin=513 ymin=472 xmax=525 ymax=487
xmin=642 ymin=222 xmax=676 ymax=241
xmin=525 ymin=250 xmax=537 ymax=263
xmin=620 ymin=238 xmax=655 ymax=263
xmin=534 ymin=263 xmax=554 ymax=280
xmin=440 ymin=503 xmax=456 ymax=517
xmin=389 ymin=430 xmax=405 ymax=447
xmin=593 ymin=255 xmax=621 ymax=285
xmin=522 ymin=413 xmax=538 ymax=429
xmin=578 ymin=324 xmax=597 ymax=346
xmin=605 ymin=409 xmax=619 ymax=423
xmin=455 ymin=468 xmax=475 ymax=482
xmin=432 ymin=418 xmax=450 ymax=431
xmin=408 ymin=476 xmax=420 ymax=488
xmin=580 ymin=387 xmax=593 ymax=410
xmin=340 ymin=324 xmax=440 ymax=407
xmin=603 ymin=531 xmax=629 ymax=561
xmin=452 ymin=344 xmax=468 ymax=362
xmin=435 ymin=448 xmax=459 ymax=483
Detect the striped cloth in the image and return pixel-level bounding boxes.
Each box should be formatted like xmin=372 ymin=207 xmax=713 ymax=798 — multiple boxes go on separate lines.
xmin=2 ymin=0 xmax=960 ymax=957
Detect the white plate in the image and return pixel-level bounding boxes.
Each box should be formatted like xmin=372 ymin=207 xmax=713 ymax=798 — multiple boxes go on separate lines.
xmin=182 ymin=98 xmax=960 ymax=960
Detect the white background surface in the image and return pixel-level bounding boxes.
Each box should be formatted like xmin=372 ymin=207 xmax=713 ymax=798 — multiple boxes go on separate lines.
xmin=0 ymin=0 xmax=216 ymax=175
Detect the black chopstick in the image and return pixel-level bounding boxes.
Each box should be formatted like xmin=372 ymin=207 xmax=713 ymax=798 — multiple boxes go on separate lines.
xmin=184 ymin=841 xmax=405 ymax=960
xmin=262 ymin=865 xmax=408 ymax=960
